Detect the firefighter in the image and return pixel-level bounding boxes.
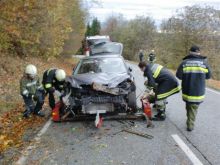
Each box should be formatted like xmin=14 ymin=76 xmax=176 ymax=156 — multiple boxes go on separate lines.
xmin=138 ymin=49 xmax=144 ymax=62
xmin=148 ymin=50 xmax=156 ymax=63
xmin=176 ymin=45 xmax=211 ymax=131
xmin=138 ymin=61 xmax=181 ymax=121
xmin=20 ymin=64 xmax=45 ymax=118
xmin=42 ymin=68 xmax=66 ymax=109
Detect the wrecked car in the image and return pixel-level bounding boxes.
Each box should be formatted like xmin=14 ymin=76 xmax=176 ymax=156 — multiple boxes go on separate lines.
xmin=52 ymin=55 xmax=137 ymax=126
xmin=90 ymin=41 xmax=123 ymax=56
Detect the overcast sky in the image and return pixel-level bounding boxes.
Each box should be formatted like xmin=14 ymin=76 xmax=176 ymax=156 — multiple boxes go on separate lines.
xmin=87 ymin=0 xmax=220 ymax=24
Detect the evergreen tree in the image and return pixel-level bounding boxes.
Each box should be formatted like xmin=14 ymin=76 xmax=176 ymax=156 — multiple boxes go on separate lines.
xmin=90 ymin=18 xmax=101 ymax=35
xmin=85 ymin=24 xmax=92 ymax=36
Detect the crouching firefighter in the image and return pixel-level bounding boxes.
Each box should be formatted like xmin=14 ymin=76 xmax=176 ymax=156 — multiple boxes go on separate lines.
xmin=20 ymin=64 xmax=45 ymax=118
xmin=42 ymin=68 xmax=66 ymax=109
xmin=138 ymin=61 xmax=181 ymax=121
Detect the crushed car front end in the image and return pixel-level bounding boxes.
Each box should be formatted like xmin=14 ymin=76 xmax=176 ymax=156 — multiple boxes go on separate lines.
xmin=53 ymin=48 xmax=137 ymax=124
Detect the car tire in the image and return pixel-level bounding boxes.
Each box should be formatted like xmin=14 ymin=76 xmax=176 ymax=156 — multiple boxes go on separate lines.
xmin=128 ymin=91 xmax=137 ymax=112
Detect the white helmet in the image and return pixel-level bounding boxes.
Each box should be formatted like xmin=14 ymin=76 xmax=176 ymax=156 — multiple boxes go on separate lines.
xmin=25 ymin=64 xmax=37 ymax=78
xmin=55 ymin=69 xmax=66 ymax=81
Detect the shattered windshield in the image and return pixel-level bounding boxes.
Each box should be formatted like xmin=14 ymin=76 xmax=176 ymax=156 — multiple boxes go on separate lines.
xmin=90 ymin=42 xmax=122 ymax=55
xmin=74 ymin=57 xmax=127 ymax=74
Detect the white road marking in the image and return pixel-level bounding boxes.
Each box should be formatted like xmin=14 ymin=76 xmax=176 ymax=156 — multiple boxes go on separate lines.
xmin=15 ymin=119 xmax=52 ymax=165
xmin=172 ymin=134 xmax=203 ymax=165
xmin=206 ymin=87 xmax=220 ymax=95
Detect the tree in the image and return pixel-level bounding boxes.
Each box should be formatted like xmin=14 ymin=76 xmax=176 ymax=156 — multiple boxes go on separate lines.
xmin=90 ymin=18 xmax=101 ymax=35
xmin=0 ymin=0 xmax=87 ymax=58
xmin=102 ymin=15 xmax=156 ymax=60
xmin=157 ymin=5 xmax=220 ymax=79
xmin=85 ymin=24 xmax=91 ymax=36
xmin=62 ymin=0 xmax=87 ymax=56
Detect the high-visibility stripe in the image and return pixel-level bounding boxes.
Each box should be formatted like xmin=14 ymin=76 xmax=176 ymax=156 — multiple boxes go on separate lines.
xmin=182 ymin=94 xmax=205 ymax=102
xmin=153 ymin=65 xmax=163 ymax=78
xmin=26 ymin=81 xmax=37 ymax=87
xmin=45 ymin=83 xmax=52 ymax=88
xmin=37 ymin=85 xmax=43 ymax=89
xmin=183 ymin=67 xmax=208 ymax=73
xmin=157 ymin=86 xmax=181 ymax=99
xmin=47 ymin=68 xmax=55 ymax=75
xmin=22 ymin=90 xmax=28 ymax=95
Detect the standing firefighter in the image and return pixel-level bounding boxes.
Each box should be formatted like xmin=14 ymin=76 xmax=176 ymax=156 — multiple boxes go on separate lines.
xmin=138 ymin=61 xmax=181 ymax=121
xmin=42 ymin=68 xmax=66 ymax=109
xmin=20 ymin=64 xmax=45 ymax=118
xmin=176 ymin=45 xmax=211 ymax=131
xmin=138 ymin=49 xmax=144 ymax=62
xmin=148 ymin=50 xmax=156 ymax=63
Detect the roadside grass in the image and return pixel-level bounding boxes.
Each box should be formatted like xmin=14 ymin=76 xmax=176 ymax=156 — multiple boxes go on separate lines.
xmin=0 ymin=101 xmax=19 ymax=115
xmin=206 ymin=79 xmax=220 ymax=91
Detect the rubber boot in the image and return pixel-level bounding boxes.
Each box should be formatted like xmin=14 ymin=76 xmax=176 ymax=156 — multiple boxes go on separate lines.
xmin=23 ymin=106 xmax=34 ymax=118
xmin=23 ymin=109 xmax=30 ymax=118
xmin=152 ymin=109 xmax=166 ymax=121
xmin=34 ymin=111 xmax=45 ymax=117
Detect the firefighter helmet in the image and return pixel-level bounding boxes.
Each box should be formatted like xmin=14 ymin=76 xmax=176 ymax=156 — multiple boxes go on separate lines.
xmin=25 ymin=64 xmax=37 ymax=78
xmin=55 ymin=69 xmax=66 ymax=81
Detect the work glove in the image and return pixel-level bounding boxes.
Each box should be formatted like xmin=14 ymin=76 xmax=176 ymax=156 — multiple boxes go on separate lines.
xmin=22 ymin=89 xmax=29 ymax=97
xmin=62 ymin=91 xmax=71 ymax=106
xmin=54 ymin=90 xmax=62 ymax=97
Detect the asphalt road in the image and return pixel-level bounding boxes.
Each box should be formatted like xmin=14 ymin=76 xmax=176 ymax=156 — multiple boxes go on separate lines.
xmin=17 ymin=62 xmax=220 ymax=165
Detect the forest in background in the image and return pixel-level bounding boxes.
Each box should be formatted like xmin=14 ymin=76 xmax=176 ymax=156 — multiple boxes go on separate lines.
xmin=0 ymin=0 xmax=86 ymax=58
xmin=101 ymin=5 xmax=220 ymax=80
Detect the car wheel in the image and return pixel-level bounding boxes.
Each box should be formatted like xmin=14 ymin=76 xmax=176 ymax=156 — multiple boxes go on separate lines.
xmin=128 ymin=91 xmax=137 ymax=112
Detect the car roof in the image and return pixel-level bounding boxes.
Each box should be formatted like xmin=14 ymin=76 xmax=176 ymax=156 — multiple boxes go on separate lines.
xmin=82 ymin=54 xmax=124 ymax=60
xmin=86 ymin=35 xmax=110 ymax=40
xmin=90 ymin=42 xmax=123 ymax=56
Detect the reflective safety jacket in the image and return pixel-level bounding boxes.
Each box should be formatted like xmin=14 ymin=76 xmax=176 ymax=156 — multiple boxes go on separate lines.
xmin=20 ymin=75 xmax=42 ymax=96
xmin=176 ymin=53 xmax=211 ymax=103
xmin=42 ymin=68 xmax=65 ymax=92
xmin=144 ymin=63 xmax=181 ymax=100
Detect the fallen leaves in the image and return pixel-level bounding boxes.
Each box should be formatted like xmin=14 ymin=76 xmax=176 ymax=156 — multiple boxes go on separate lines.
xmin=0 ymin=104 xmax=46 ymax=154
xmin=0 ymin=55 xmax=77 ymax=162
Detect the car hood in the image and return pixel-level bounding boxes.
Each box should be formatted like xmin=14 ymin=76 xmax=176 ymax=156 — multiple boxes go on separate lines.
xmin=68 ymin=72 xmax=130 ymax=88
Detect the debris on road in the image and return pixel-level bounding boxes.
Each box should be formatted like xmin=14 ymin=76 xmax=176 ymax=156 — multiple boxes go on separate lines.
xmin=122 ymin=129 xmax=154 ymax=139
xmin=147 ymin=122 xmax=155 ymax=128
xmin=61 ymin=111 xmax=71 ymax=120
xmin=89 ymin=143 xmax=108 ymax=152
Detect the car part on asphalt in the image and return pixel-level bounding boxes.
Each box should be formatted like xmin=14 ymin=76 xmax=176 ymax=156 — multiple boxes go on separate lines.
xmin=122 ymin=129 xmax=154 ymax=139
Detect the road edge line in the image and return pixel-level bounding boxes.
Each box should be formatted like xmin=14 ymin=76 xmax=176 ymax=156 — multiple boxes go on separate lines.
xmin=15 ymin=118 xmax=52 ymax=165
xmin=206 ymin=87 xmax=220 ymax=95
xmin=171 ymin=134 xmax=203 ymax=165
